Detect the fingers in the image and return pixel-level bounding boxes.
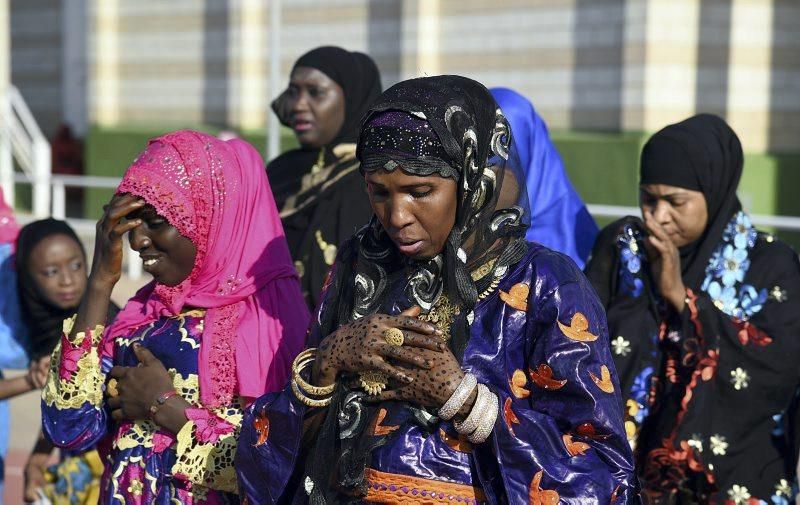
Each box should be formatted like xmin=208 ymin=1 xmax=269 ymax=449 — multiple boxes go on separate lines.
xmin=398 ymin=330 xmax=446 ymax=352
xmin=370 ymin=359 xmax=414 ymax=385
xmin=400 ymin=306 xmax=421 ymax=318
xmin=643 ymin=211 xmax=672 ymax=243
xmin=133 ymin=344 xmax=157 ymax=366
xmin=109 ymin=219 xmax=141 ymax=240
xmin=103 ymin=195 xmax=145 ymax=228
xmin=390 ymin=315 xmax=441 ymax=336
xmin=381 ymin=345 xmax=433 ymax=369
xmin=365 ymin=388 xmax=403 ymax=402
xmin=108 ymin=366 xmax=130 ymax=380
xmin=106 ymin=396 xmax=121 ymax=411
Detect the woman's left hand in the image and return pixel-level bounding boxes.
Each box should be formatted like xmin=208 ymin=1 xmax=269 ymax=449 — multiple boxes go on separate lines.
xmin=107 ymin=344 xmax=175 ymax=422
xmin=643 ymin=210 xmax=687 ymax=312
xmin=366 ymin=345 xmax=475 ymax=417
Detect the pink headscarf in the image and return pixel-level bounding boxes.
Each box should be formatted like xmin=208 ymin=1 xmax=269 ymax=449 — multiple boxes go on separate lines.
xmin=108 ymin=130 xmax=309 ymax=407
xmin=0 ymin=188 xmax=19 ymax=245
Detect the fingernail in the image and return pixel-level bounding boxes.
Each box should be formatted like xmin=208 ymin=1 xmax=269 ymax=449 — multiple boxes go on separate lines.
xmin=401 ymin=374 xmax=413 ymax=384
xmin=424 ymin=360 xmax=433 ymax=368
xmin=438 ymin=343 xmax=446 ymax=352
xmin=434 ymin=328 xmax=443 ymax=336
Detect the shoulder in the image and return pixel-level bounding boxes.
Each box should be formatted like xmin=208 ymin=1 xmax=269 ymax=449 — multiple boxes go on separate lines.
xmin=751 ymin=231 xmax=800 ymax=271
xmin=516 ymin=242 xmax=597 ymax=299
xmin=267 ymin=149 xmax=305 ymax=174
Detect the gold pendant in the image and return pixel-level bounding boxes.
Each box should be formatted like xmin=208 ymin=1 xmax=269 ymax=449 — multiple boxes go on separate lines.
xmin=419 ymin=295 xmax=461 ymax=339
xmin=315 ymin=230 xmax=338 ymax=266
xmin=359 ymin=370 xmax=388 ymax=395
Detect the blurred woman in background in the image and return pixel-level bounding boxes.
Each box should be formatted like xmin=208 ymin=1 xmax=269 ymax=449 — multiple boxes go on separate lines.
xmin=16 ymin=218 xmax=116 ymax=504
xmin=490 ymin=87 xmax=598 ymax=268
xmin=268 ymin=46 xmax=382 ymax=309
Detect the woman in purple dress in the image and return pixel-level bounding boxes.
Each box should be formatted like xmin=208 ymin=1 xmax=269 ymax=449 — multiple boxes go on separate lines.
xmin=236 ymin=76 xmax=639 ymax=503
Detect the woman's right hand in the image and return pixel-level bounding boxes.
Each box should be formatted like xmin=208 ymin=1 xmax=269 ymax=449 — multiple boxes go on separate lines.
xmin=23 ymin=453 xmax=49 ymax=502
xmin=313 ymin=307 xmax=445 ymax=387
xmin=90 ymin=194 xmax=145 ymax=288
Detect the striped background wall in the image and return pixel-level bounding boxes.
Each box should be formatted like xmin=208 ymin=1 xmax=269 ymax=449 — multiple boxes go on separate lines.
xmin=9 ymin=0 xmax=800 ymax=153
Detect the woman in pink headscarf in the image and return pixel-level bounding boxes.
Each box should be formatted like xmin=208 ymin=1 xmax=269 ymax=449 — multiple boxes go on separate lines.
xmin=41 ymin=130 xmax=309 ymax=504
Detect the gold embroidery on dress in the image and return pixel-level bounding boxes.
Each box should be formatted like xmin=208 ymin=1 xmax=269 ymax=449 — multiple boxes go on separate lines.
xmin=470 ymin=258 xmax=498 ymax=282
xmin=294 ymin=260 xmax=306 ymax=278
xmin=42 ymin=341 xmax=104 ymax=410
xmin=315 ymin=230 xmax=338 ymax=266
xmin=418 ymin=296 xmax=461 ymax=339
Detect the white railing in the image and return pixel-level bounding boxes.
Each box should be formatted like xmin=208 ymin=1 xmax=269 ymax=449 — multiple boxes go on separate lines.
xmin=0 ymin=85 xmax=51 ymax=216
xmin=587 ymin=204 xmax=800 ymax=231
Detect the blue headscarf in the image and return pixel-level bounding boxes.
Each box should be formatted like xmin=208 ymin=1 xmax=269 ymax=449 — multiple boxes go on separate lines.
xmin=491 ymin=87 xmax=598 ymax=268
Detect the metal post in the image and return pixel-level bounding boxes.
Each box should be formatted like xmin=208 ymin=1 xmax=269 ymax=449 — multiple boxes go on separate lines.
xmin=266 ymin=0 xmax=282 ymax=162
xmin=52 ymin=179 xmax=66 ymax=219
xmin=33 ymin=138 xmax=51 ymax=217
xmin=0 ymin=0 xmax=12 ymax=205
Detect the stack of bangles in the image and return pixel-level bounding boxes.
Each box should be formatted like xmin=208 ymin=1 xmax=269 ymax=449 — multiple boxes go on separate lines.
xmin=291 ymin=348 xmax=335 ymax=407
xmin=437 ymin=373 xmax=499 ymax=444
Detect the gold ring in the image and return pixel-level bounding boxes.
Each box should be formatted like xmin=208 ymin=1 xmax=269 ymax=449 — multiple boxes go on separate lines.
xmin=383 ymin=328 xmax=404 ymax=347
xmin=107 ymin=378 xmax=119 ymax=398
xmin=359 ymin=370 xmax=388 ymax=395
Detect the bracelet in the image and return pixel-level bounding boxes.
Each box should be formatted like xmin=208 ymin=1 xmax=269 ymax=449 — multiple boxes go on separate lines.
xmin=290 ymin=348 xmax=335 ymax=408
xmin=150 ymin=390 xmax=179 ymax=419
xmin=292 ymin=348 xmax=335 ymax=396
xmin=454 ymin=383 xmax=491 ymax=435
xmin=438 ymin=373 xmax=477 ymax=420
xmin=466 ymin=391 xmax=499 ymax=444
xmin=291 ymin=379 xmax=333 ymax=408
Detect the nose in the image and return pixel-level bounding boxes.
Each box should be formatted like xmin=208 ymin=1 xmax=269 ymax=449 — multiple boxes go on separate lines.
xmin=653 ymin=199 xmax=672 ymax=225
xmin=386 ymin=197 xmax=414 ymax=231
xmin=128 ymin=225 xmax=152 ymax=252
xmin=289 ymin=90 xmax=309 ymax=113
xmin=58 ymin=268 xmax=75 ymax=287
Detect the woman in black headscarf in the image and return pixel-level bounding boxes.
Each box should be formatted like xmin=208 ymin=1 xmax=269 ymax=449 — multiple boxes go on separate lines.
xmin=268 ymin=46 xmax=382 ymax=309
xmin=586 ymin=114 xmax=800 ymax=503
xmin=16 ymin=218 xmax=118 ymax=503
xmin=237 ymin=75 xmax=637 ymax=503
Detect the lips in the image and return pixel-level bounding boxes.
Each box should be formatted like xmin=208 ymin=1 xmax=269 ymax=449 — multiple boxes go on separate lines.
xmin=58 ymin=291 xmax=79 ymax=302
xmin=141 ymin=255 xmax=162 ymax=273
xmin=291 ymin=118 xmax=315 ymax=133
xmin=393 ymin=238 xmax=425 ymax=256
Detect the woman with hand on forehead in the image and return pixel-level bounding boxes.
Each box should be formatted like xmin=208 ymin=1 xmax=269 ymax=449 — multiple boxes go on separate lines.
xmin=236 ymin=75 xmax=637 ymax=504
xmin=41 ymin=130 xmax=309 ymax=504
xmin=586 ymin=114 xmax=800 ymax=503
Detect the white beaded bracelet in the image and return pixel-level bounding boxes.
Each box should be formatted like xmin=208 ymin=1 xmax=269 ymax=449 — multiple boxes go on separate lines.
xmin=454 ymin=384 xmax=491 ymax=435
xmin=466 ymin=391 xmax=499 ymax=444
xmin=438 ymin=373 xmax=478 ymax=421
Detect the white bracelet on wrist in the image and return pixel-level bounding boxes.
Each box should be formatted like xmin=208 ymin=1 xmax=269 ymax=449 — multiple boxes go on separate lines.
xmin=454 ymin=383 xmax=491 ymax=435
xmin=466 ymin=391 xmax=498 ymax=444
xmin=438 ymin=373 xmax=478 ymax=421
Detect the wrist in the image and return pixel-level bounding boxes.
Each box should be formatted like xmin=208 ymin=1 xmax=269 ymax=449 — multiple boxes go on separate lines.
xmin=668 ymin=285 xmax=687 ymax=312
xmin=88 ymin=272 xmax=118 ymax=292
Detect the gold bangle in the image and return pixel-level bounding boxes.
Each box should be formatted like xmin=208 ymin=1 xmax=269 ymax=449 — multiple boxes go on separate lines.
xmin=292 ymin=348 xmax=336 ymax=396
xmin=291 ymin=379 xmax=332 ymax=408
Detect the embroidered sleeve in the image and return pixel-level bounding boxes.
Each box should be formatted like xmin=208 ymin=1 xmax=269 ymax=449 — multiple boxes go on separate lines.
xmin=480 ymin=268 xmax=639 ymax=502
xmin=172 ymin=405 xmax=243 ymax=493
xmin=41 ymin=315 xmax=110 ymax=451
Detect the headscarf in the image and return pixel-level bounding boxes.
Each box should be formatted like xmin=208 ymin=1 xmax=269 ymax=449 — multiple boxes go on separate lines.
xmin=16 ymin=219 xmax=91 ymax=359
xmin=490 ymin=87 xmax=598 ymax=268
xmin=272 ymin=46 xmax=382 ymax=145
xmin=0 ymin=187 xmax=19 ymax=245
xmin=110 ymin=130 xmax=309 ymax=407
xmin=640 ymin=113 xmax=743 ymax=288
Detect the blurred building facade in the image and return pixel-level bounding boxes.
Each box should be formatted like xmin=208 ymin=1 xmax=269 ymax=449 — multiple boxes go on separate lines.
xmin=9 ymin=0 xmax=799 ymax=153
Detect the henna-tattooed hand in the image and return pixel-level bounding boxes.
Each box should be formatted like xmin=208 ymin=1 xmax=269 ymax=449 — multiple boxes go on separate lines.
xmin=313 ymin=307 xmax=445 ymax=387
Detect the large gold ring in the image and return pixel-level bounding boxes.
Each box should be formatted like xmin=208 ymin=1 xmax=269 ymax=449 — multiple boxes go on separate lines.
xmin=107 ymin=378 xmax=119 ymax=398
xmin=383 ymin=328 xmax=404 ymax=347
xmin=359 ymin=370 xmax=388 ymax=396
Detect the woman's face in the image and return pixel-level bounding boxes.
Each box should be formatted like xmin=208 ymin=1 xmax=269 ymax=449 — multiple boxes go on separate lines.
xmin=29 ymin=234 xmax=87 ymax=310
xmin=127 ymin=204 xmax=197 ymax=286
xmin=639 ymin=183 xmax=708 ymax=247
xmin=366 ymin=168 xmax=458 ymax=260
xmin=285 ymin=67 xmax=345 ymax=149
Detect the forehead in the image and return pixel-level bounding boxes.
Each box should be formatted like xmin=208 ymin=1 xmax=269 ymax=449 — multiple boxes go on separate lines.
xmin=30 ymin=234 xmax=82 ymax=263
xmin=289 ymin=67 xmax=337 ymax=88
xmin=639 ymin=183 xmax=701 ymax=197
xmin=364 ymin=168 xmax=452 ymax=186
